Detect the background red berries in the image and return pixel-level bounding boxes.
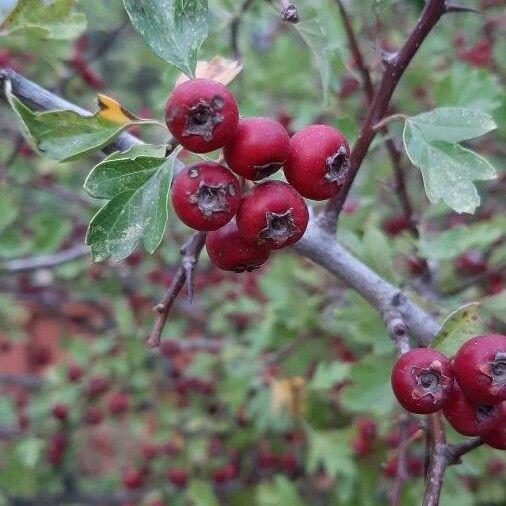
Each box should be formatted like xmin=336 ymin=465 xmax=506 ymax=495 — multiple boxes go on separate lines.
xmin=453 ymin=334 xmax=506 ymax=405
xmin=284 ymin=124 xmax=350 ymax=200
xmin=236 ymin=181 xmax=309 ymax=250
xmin=171 ymin=162 xmax=241 ymax=232
xmin=165 ymin=78 xmax=239 ymax=153
xmin=223 ymin=117 xmax=290 ymax=181
xmin=391 ymin=349 xmax=454 ymax=414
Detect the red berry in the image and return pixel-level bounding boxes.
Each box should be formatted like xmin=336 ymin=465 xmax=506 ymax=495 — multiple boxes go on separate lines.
xmin=167 ymin=469 xmax=188 ymax=488
xmin=223 ymin=117 xmax=290 ymax=180
xmin=382 ymin=215 xmax=410 ymax=236
xmin=142 ymin=443 xmax=160 ymax=461
xmin=160 ymin=340 xmax=181 ymax=358
xmin=86 ymin=376 xmax=109 ymax=398
xmin=83 ymin=406 xmax=103 ymax=425
xmin=165 ymin=79 xmax=239 ymax=153
xmin=454 ymin=334 xmax=506 ymax=405
xmin=278 ymin=453 xmax=298 ymax=474
xmin=122 ymin=469 xmax=144 ymax=489
xmin=206 ymin=218 xmax=271 ymax=272
xmin=284 ymin=125 xmax=350 ymax=200
xmin=108 ymin=393 xmax=130 ymax=416
xmin=391 ymin=349 xmax=454 ymax=414
xmin=454 ymin=251 xmax=488 ymax=276
xmin=236 ymin=181 xmax=308 ymax=250
xmin=258 ymin=450 xmax=276 ymax=469
xmin=171 ymin=162 xmax=241 ymax=231
xmin=443 ymin=382 xmax=500 ymax=436
xmin=67 ymin=363 xmax=84 ymax=383
xmin=482 ymin=402 xmax=505 ymax=450
xmin=52 ymin=404 xmax=69 ymax=422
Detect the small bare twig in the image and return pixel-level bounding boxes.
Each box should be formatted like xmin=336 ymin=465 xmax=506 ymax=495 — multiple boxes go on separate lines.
xmin=390 ymin=415 xmax=410 ymax=506
xmin=146 ymin=232 xmax=206 ymax=348
xmin=230 ymin=0 xmax=256 ymax=60
xmin=381 ymin=291 xmax=411 ymax=355
xmin=323 ymin=0 xmax=448 ymax=225
xmin=423 ymin=413 xmax=483 ymax=506
xmin=0 ymin=244 xmax=90 ymax=273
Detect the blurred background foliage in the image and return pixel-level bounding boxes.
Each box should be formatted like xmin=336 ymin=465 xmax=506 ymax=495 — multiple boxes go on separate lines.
xmin=0 ymin=0 xmax=505 ymax=505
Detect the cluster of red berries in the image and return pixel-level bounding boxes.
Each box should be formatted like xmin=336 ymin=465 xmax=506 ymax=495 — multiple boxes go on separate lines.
xmin=165 ymin=78 xmax=350 ymax=272
xmin=391 ymin=334 xmax=505 ymax=449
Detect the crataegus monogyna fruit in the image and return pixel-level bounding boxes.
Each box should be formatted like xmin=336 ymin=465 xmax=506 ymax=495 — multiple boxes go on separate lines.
xmin=482 ymin=402 xmax=505 ymax=450
xmin=284 ymin=124 xmax=350 ymax=200
xmin=443 ymin=382 xmax=500 ymax=436
xmin=165 ymin=79 xmax=239 ymax=153
xmin=223 ymin=117 xmax=290 ymax=180
xmin=206 ymin=219 xmax=271 ymax=272
xmin=391 ymin=349 xmax=454 ymax=414
xmin=236 ymin=181 xmax=309 ymax=250
xmin=171 ymin=162 xmax=241 ymax=231
xmin=454 ymin=334 xmax=506 ymax=405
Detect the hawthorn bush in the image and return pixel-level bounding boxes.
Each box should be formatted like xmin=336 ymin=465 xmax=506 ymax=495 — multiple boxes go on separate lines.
xmin=0 ymin=1 xmax=505 ymax=506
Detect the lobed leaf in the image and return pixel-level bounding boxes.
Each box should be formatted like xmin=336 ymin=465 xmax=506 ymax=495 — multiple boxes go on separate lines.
xmin=0 ymin=0 xmax=86 ymax=39
xmin=123 ymin=0 xmax=208 ymax=78
xmin=85 ymin=146 xmax=179 ymax=262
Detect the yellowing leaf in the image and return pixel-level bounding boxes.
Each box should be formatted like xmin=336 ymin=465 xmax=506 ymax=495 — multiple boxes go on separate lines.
xmin=97 ymin=94 xmax=140 ymax=126
xmin=270 ymin=377 xmax=306 ymax=417
xmin=175 ymin=56 xmax=243 ymax=87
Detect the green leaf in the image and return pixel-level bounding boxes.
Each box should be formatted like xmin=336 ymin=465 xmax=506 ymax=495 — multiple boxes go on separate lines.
xmin=403 ymin=118 xmax=496 ymax=214
xmin=84 ymin=144 xmax=167 ymax=199
xmin=294 ymin=20 xmax=332 ymax=105
xmin=481 ymin=291 xmax=506 ymax=325
xmin=434 ymin=65 xmax=501 ymax=114
xmin=257 ymin=476 xmax=305 ymax=506
xmin=123 ymin=0 xmax=208 ymax=78
xmin=431 ymin=303 xmax=482 ymax=356
xmin=186 ymin=480 xmax=219 ymax=506
xmin=341 ymin=355 xmax=395 ymax=416
xmin=85 ymin=147 xmax=179 ymax=261
xmin=14 ymin=438 xmax=44 ymax=469
xmin=362 ymin=224 xmax=398 ymax=285
xmin=309 ymin=362 xmax=350 ymax=391
xmin=0 ymin=0 xmax=86 ymax=39
xmin=4 ymin=85 xmax=146 ymax=162
xmin=419 ymin=217 xmax=506 ymax=260
xmin=406 ymin=108 xmax=496 ymax=143
xmin=306 ymin=427 xmax=355 ymax=478
xmin=0 ymin=185 xmax=19 ymax=233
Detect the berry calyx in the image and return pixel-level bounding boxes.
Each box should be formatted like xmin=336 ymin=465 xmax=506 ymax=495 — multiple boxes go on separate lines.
xmin=454 ymin=334 xmax=506 ymax=405
xmin=284 ymin=125 xmax=350 ymax=200
xmin=171 ymin=162 xmax=241 ymax=231
xmin=482 ymin=402 xmax=506 ymax=450
xmin=206 ymin=219 xmax=271 ymax=272
xmin=223 ymin=117 xmax=290 ymax=180
xmin=391 ymin=349 xmax=454 ymax=414
xmin=165 ymin=79 xmax=239 ymax=153
xmin=236 ymin=181 xmax=308 ymax=250
xmin=442 ymin=382 xmax=500 ymax=436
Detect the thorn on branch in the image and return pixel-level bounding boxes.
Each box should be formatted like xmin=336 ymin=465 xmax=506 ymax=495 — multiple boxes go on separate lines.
xmin=146 ymin=232 xmax=206 ymax=349
xmin=445 ymin=4 xmax=481 ymax=14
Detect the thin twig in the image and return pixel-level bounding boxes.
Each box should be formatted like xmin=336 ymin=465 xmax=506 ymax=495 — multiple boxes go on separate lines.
xmin=146 ymin=232 xmax=206 ymax=348
xmin=323 ymin=0 xmax=448 ymax=226
xmin=390 ymin=415 xmax=410 ymax=506
xmin=230 ymin=0 xmax=255 ymax=60
xmin=324 ymin=1 xmax=419 ymax=239
xmin=1 ymin=244 xmax=90 ymax=273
